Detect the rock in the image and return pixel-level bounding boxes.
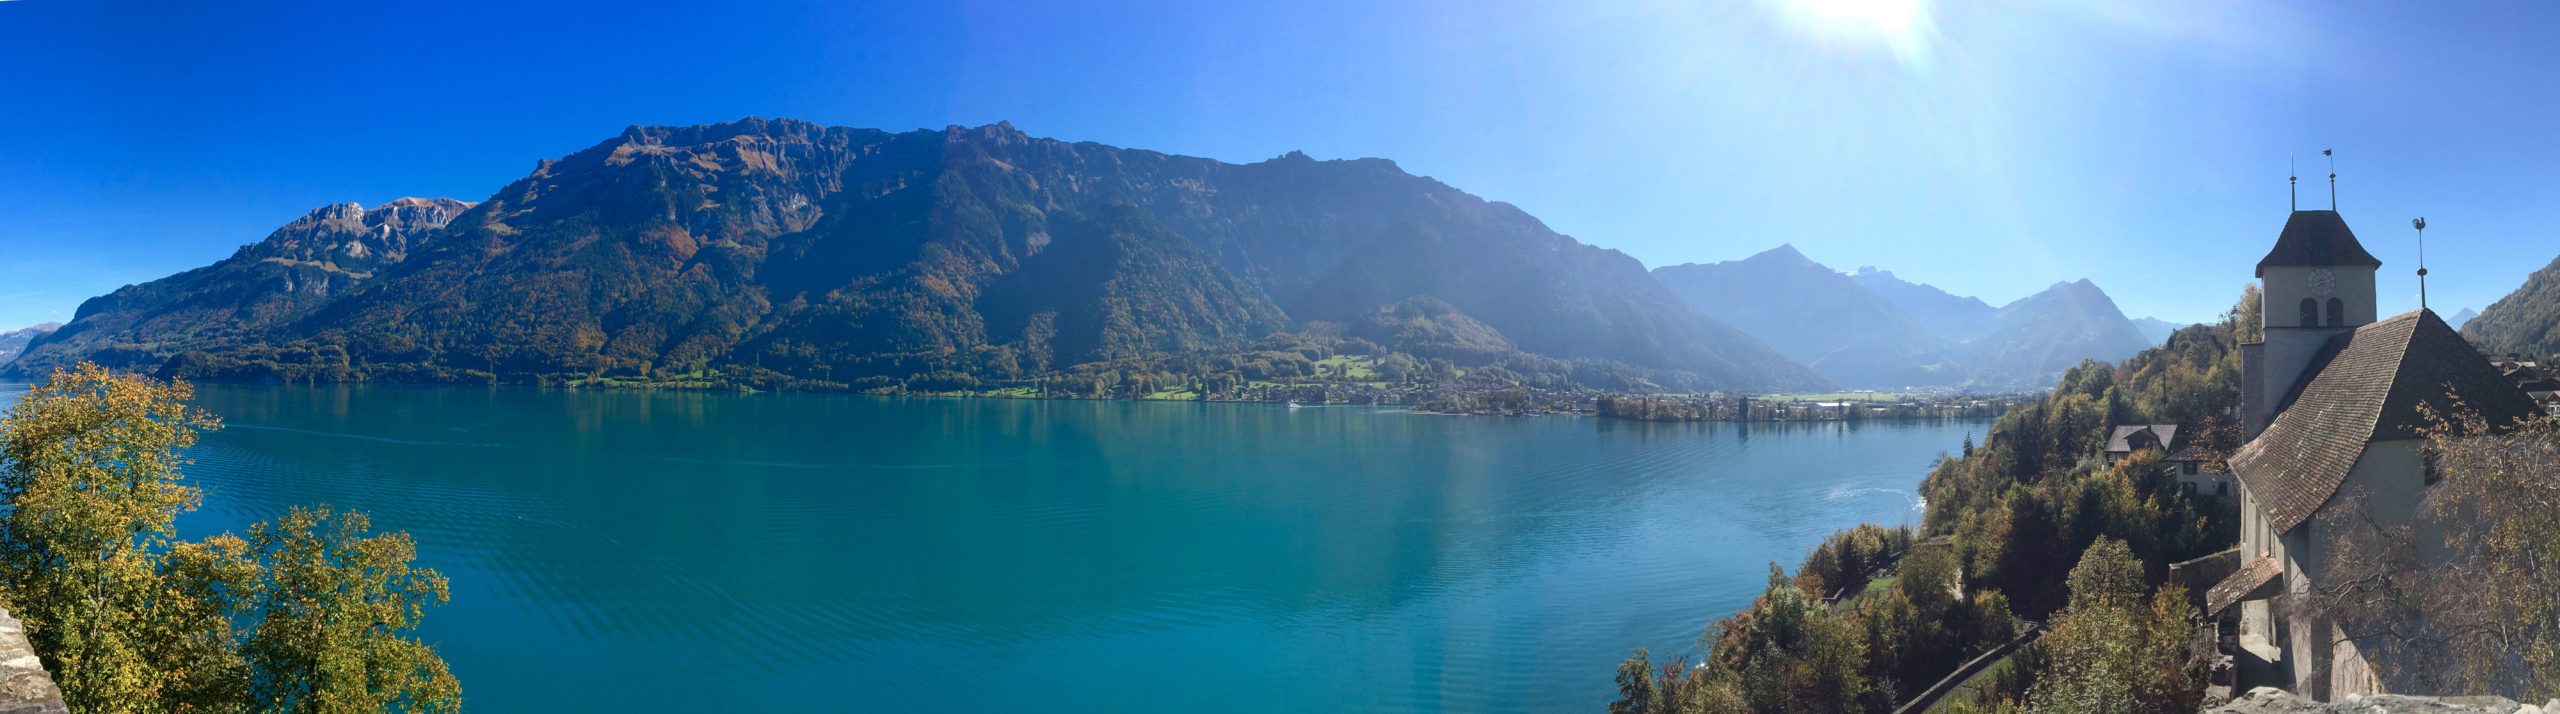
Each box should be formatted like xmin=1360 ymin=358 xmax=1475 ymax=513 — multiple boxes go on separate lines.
xmin=2211 ymin=687 xmax=2539 ymax=713
xmin=0 ymin=610 xmax=67 ymax=714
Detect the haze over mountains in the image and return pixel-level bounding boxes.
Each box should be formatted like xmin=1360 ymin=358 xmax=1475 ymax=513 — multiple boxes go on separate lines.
xmin=2130 ymin=317 xmax=2181 ymax=345
xmin=0 ymin=323 xmax=61 ymax=366
xmin=1652 ymin=247 xmax=2158 ymax=389
xmin=9 ymin=118 xmax=1827 ymax=392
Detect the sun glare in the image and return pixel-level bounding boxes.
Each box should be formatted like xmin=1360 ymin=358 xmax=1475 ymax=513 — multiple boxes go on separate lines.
xmin=1775 ymin=0 xmax=1938 ymax=68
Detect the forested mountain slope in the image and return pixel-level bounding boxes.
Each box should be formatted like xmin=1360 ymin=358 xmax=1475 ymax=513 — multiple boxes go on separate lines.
xmin=11 ymin=119 xmax=1826 ymax=392
xmin=2463 ymin=254 xmax=2560 ymax=357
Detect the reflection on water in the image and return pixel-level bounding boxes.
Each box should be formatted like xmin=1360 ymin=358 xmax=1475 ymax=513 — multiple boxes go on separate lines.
xmin=0 ymin=382 xmax=1979 ymax=712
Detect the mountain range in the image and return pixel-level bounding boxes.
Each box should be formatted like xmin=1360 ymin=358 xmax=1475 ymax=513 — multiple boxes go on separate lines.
xmin=0 ymin=323 xmax=61 ymax=366
xmin=2463 ymin=254 xmax=2560 ymax=358
xmin=8 ymin=118 xmax=1827 ymax=392
xmin=20 ymin=199 xmax=470 ymax=375
xmin=1651 ymin=249 xmax=2156 ymax=389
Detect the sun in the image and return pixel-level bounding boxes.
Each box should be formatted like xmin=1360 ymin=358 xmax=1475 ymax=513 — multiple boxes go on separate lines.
xmin=1774 ymin=0 xmax=1937 ymax=68
xmin=1787 ymin=0 xmax=1925 ymax=34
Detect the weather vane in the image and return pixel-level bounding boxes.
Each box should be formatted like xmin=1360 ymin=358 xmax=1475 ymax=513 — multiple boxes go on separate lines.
xmin=2325 ymin=149 xmax=2337 ymax=210
xmin=2413 ymin=217 xmax=2429 ymax=312
xmin=2289 ymin=151 xmax=2298 ymax=211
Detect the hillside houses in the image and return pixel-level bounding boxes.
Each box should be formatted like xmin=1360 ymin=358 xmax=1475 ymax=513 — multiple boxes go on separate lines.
xmin=2106 ymin=424 xmax=2234 ymax=497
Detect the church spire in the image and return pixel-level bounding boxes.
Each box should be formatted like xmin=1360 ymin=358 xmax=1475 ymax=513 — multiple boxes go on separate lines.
xmin=2325 ymin=149 xmax=2337 ymax=210
xmin=2413 ymin=217 xmax=2430 ymax=312
xmin=2289 ymin=152 xmax=2298 ymax=211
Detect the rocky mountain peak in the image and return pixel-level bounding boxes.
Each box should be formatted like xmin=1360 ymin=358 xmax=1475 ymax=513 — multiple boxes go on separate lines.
xmin=947 ymin=121 xmax=1029 ymax=146
xmin=246 ymin=198 xmax=472 ymax=273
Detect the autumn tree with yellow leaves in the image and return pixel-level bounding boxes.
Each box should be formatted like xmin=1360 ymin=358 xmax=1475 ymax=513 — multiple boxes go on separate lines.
xmin=0 ymin=364 xmax=458 ymax=713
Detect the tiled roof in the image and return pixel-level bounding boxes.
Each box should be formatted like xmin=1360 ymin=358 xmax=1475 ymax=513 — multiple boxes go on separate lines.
xmin=2232 ymin=310 xmax=2543 ymax=533
xmin=2255 ymin=210 xmax=2383 ymax=277
xmin=2105 ymin=424 xmax=2179 ymax=453
xmin=2206 ymin=556 xmax=2283 ymax=616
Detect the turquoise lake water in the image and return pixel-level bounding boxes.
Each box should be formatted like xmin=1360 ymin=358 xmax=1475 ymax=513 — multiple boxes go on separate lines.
xmin=0 ymin=382 xmax=1978 ymax=712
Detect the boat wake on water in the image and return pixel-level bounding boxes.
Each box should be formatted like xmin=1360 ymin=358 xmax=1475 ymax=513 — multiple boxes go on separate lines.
xmin=1824 ymin=484 xmax=1924 ymax=512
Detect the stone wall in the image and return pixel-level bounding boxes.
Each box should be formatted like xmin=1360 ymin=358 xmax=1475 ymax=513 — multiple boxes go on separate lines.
xmin=2212 ymin=686 xmax=2560 ymax=713
xmin=2168 ymin=547 xmax=2241 ymax=604
xmin=0 ymin=610 xmax=66 ymax=714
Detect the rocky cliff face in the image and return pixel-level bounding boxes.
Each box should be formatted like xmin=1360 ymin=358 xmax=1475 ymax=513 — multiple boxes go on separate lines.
xmin=7 ymin=199 xmax=469 ymax=377
xmin=248 ymin=197 xmax=469 ymax=277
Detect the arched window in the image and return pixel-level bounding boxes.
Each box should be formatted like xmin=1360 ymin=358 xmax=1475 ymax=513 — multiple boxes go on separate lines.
xmin=2326 ymin=298 xmax=2345 ymax=327
xmin=2299 ymin=298 xmax=2319 ymax=327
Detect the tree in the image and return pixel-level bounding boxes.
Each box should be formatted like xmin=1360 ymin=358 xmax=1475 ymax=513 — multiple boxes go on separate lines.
xmin=2294 ymin=411 xmax=2560 ymax=700
xmin=1706 ymin=566 xmax=1875 ymax=712
xmin=1610 ymin=648 xmax=1741 ymax=714
xmin=0 ymin=363 xmax=233 ymax=711
xmin=1611 ymin=565 xmax=1875 ymax=713
xmin=0 ymin=365 xmax=461 ymax=712
xmin=243 ymin=507 xmax=459 ymax=713
xmin=2416 ymin=412 xmax=2560 ymax=699
xmin=2229 ymin=284 xmax=2263 ymax=343
xmin=2025 ymin=538 xmax=2206 ymax=714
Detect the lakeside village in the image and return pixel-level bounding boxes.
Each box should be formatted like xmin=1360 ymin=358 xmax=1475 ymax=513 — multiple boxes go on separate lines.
xmin=922 ymin=360 xmax=2557 ymax=423
xmin=989 ymin=379 xmax=2035 ymax=421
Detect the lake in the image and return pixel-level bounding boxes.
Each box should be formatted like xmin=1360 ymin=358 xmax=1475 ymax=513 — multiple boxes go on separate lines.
xmin=0 ymin=382 xmax=1978 ymax=712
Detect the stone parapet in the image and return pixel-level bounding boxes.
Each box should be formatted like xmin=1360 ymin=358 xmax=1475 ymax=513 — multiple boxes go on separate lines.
xmin=2212 ymin=686 xmax=2560 ymax=713
xmin=0 ymin=610 xmax=66 ymax=714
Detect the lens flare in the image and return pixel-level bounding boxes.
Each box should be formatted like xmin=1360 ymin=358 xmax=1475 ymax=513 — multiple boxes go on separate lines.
xmin=1775 ymin=0 xmax=1937 ymax=69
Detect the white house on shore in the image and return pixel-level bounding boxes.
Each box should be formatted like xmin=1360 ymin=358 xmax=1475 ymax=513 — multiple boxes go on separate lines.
xmin=2205 ymin=209 xmax=2540 ymax=699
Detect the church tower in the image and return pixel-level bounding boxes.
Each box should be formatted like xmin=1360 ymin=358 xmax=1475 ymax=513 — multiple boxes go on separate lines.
xmin=2243 ymin=209 xmax=2383 ymax=437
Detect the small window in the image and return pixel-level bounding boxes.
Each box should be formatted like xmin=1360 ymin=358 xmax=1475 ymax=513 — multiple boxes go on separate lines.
xmin=2423 ymin=445 xmax=2442 ymax=486
xmin=2299 ymin=298 xmax=2320 ymax=327
xmin=2182 ymin=483 xmax=2197 ymax=495
xmin=2326 ymin=297 xmax=2346 ymax=327
xmin=2183 ymin=461 xmax=2198 ymax=475
xmin=2217 ymin=481 xmax=2229 ymax=496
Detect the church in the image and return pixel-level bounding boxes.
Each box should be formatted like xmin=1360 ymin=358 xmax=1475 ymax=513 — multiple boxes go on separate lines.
xmin=2204 ymin=208 xmax=2541 ymax=698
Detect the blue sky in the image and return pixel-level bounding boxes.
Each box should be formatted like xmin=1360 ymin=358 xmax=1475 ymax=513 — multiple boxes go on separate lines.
xmin=4 ymin=0 xmax=2557 ymax=331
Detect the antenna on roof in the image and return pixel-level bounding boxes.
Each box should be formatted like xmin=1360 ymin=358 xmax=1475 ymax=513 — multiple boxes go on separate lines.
xmin=2325 ymin=149 xmax=2337 ymax=210
xmin=2289 ymin=151 xmax=2298 ymax=211
xmin=2413 ymin=217 xmax=2429 ymax=312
